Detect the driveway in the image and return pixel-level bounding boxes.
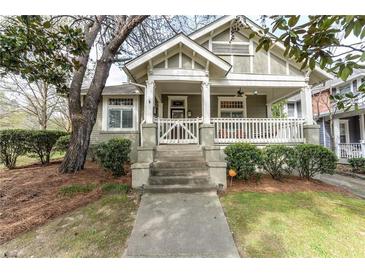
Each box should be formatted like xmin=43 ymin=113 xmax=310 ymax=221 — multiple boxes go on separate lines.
xmin=124 ymin=192 xmax=239 ymax=257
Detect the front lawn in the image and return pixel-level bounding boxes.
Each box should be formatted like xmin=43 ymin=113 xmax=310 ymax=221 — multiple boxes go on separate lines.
xmin=221 ymin=191 xmax=365 ymax=257
xmin=0 ymin=193 xmax=137 ymax=257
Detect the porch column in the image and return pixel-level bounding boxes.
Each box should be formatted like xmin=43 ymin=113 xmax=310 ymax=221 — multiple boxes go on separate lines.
xmin=144 ymin=80 xmax=155 ymax=124
xmin=359 ymin=113 xmax=365 ymax=141
xmin=266 ymin=103 xmax=273 ymax=118
xmin=300 ymin=83 xmax=314 ymax=125
xmin=333 ymin=117 xmax=341 ymax=157
xmin=201 ymin=81 xmax=211 ymax=124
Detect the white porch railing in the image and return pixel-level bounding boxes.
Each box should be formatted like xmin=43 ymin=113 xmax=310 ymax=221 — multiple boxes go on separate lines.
xmin=211 ymin=118 xmax=305 ymax=144
xmin=338 ymin=143 xmax=365 ymax=159
xmin=156 ymin=117 xmax=202 ymax=144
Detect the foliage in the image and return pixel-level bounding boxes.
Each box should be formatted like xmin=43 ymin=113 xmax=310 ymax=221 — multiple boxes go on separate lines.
xmin=348 ymin=157 xmax=365 ymax=173
xmin=0 ymin=129 xmax=28 ymax=169
xmin=0 ymin=16 xmax=87 ymax=94
xmin=235 ymin=15 xmax=365 ymax=110
xmin=261 ymin=145 xmax=297 ymax=180
xmin=224 ymin=143 xmax=263 ymax=180
xmin=101 ymin=183 xmax=130 ymax=194
xmin=54 ymin=135 xmax=70 ymax=152
xmin=59 ymin=183 xmax=97 ymax=197
xmin=94 ymin=138 xmax=131 ymax=177
xmin=294 ymin=144 xmax=337 ymax=179
xmin=271 ymin=100 xmax=288 ymax=118
xmin=25 ymin=130 xmax=68 ymax=164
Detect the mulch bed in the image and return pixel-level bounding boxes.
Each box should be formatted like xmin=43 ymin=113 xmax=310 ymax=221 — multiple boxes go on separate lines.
xmin=0 ymin=160 xmax=131 ymax=244
xmin=226 ymin=174 xmax=353 ymax=196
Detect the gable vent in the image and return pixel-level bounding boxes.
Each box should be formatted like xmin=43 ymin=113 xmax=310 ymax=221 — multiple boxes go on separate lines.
xmin=212 ymin=42 xmax=250 ymax=55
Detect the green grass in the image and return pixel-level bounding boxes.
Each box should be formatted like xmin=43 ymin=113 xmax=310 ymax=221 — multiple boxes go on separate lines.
xmin=221 ymin=191 xmax=365 ymax=258
xmin=0 ymin=194 xmax=137 ymax=258
xmin=101 ymin=183 xmax=130 ymax=194
xmin=0 ymin=152 xmax=65 ymax=170
xmin=59 ymin=183 xmax=97 ymax=197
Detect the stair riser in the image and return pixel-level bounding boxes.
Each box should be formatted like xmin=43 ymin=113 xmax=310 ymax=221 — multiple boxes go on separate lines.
xmin=151 ymin=169 xmax=209 ymax=177
xmin=152 ymin=162 xmax=207 ymax=169
xmin=155 ymin=157 xmax=205 ymax=162
xmin=149 ymin=177 xmax=210 ymax=185
xmin=144 ymin=187 xmax=216 ymax=194
xmin=156 ymin=145 xmax=201 ymax=151
xmin=155 ymin=151 xmax=203 ymax=158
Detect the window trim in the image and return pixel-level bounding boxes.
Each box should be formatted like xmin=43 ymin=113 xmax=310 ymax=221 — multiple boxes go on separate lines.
xmin=167 ymin=96 xmax=188 ymax=118
xmin=218 ymin=96 xmax=247 ymax=118
xmin=102 ymin=95 xmax=139 ymax=132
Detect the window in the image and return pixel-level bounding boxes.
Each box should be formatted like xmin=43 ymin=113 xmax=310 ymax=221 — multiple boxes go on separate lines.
xmin=339 ymin=120 xmax=349 ymax=144
xmin=338 ymin=84 xmax=351 ymax=95
xmin=287 ymin=103 xmax=295 ymax=118
xmin=105 ymin=97 xmax=136 ymax=130
xmin=352 ymin=80 xmax=358 ymax=92
xmin=218 ymin=97 xmax=246 ymax=118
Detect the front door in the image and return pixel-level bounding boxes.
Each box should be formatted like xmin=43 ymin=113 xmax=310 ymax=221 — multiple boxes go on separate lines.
xmin=171 ymin=108 xmax=185 ymax=119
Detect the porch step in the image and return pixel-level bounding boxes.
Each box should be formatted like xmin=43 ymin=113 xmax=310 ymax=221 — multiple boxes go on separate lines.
xmin=149 ymin=175 xmax=210 ymax=185
xmin=156 ymin=145 xmax=201 ymax=151
xmin=151 ymin=161 xmax=208 ymax=169
xmin=155 ymin=150 xmax=204 ymax=158
xmin=151 ymin=167 xmax=209 ymax=177
xmin=144 ymin=184 xmax=217 ymax=194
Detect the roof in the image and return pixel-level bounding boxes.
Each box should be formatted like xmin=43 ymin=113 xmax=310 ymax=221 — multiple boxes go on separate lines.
xmin=124 ymin=33 xmax=231 ymax=74
xmin=81 ymin=83 xmax=141 ymax=96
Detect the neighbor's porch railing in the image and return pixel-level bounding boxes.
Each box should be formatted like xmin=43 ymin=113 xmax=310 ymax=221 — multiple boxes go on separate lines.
xmin=211 ymin=118 xmax=305 ymax=144
xmin=338 ymin=143 xmax=365 ymax=159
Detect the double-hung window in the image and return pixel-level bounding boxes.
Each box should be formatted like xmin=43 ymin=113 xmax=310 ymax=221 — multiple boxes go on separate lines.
xmin=107 ymin=98 xmax=135 ymax=130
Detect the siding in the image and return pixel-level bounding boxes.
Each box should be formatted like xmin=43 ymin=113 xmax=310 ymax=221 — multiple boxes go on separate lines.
xmin=246 ymin=95 xmax=267 ymax=118
xmin=348 ymin=116 xmax=361 ymax=143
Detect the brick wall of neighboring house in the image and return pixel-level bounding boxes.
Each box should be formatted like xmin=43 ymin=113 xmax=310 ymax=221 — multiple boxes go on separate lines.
xmin=312 ymin=89 xmax=331 ymax=116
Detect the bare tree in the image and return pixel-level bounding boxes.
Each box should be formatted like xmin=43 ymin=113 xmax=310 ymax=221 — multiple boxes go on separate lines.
xmin=0 ymin=75 xmax=65 ymax=130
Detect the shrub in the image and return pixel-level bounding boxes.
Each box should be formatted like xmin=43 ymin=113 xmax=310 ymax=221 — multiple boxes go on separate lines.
xmin=348 ymin=157 xmax=365 ymax=173
xmin=54 ymin=135 xmax=70 ymax=152
xmin=294 ymin=144 xmax=337 ymax=179
xmin=261 ymin=145 xmax=297 ymax=180
xmin=59 ymin=183 xmax=97 ymax=197
xmin=25 ymin=130 xmax=68 ymax=164
xmin=101 ymin=183 xmax=130 ymax=194
xmin=224 ymin=143 xmax=262 ymax=180
xmin=0 ymin=129 xmax=29 ymax=169
xmin=94 ymin=138 xmax=131 ymax=177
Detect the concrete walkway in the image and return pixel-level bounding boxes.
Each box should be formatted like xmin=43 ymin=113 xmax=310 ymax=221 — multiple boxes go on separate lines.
xmin=124 ymin=192 xmax=239 ymax=257
xmin=317 ymin=173 xmax=365 ymax=199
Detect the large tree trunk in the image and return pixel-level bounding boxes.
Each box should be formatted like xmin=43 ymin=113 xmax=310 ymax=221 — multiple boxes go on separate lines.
xmin=59 ymin=15 xmax=147 ymax=173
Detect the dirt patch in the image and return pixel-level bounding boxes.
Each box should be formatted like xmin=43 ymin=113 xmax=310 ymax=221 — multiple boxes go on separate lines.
xmin=226 ymin=174 xmax=353 ymax=196
xmin=0 ymin=160 xmax=131 ymax=244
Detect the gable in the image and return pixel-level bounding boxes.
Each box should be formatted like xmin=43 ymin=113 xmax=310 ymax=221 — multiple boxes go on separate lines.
xmin=124 ymin=33 xmax=231 ymax=81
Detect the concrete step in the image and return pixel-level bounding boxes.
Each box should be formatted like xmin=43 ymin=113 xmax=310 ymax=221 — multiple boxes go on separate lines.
xmin=151 ymin=167 xmax=209 ymax=177
xmin=149 ymin=175 xmax=210 ymax=185
xmin=152 ymin=161 xmax=208 ymax=169
xmin=144 ymin=184 xmax=217 ymax=194
xmin=156 ymin=145 xmax=201 ymax=151
xmin=155 ymin=150 xmax=203 ymax=158
xmin=154 ymin=156 xmax=205 ymax=162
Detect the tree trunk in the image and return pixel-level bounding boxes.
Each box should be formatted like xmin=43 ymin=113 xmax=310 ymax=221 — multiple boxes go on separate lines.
xmin=59 ymin=16 xmax=147 ymax=173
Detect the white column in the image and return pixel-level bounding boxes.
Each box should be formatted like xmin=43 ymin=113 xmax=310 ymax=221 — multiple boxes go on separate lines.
xmin=359 ymin=113 xmax=365 ymax=141
xmin=300 ymin=83 xmax=314 ymax=125
xmin=144 ymin=80 xmax=155 ymax=123
xmin=333 ymin=117 xmax=340 ymax=157
xmin=201 ymin=81 xmax=211 ymax=124
xmin=266 ymin=103 xmax=273 ymax=118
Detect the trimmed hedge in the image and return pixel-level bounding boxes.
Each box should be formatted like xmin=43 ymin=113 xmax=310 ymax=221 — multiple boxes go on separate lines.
xmin=224 ymin=143 xmax=262 ymax=180
xmin=0 ymin=129 xmax=29 ymax=169
xmin=294 ymin=144 xmax=337 ymax=179
xmin=94 ymin=138 xmax=131 ymax=177
xmin=261 ymin=145 xmax=297 ymax=180
xmin=348 ymin=157 xmax=365 ymax=173
xmin=0 ymin=129 xmax=68 ymax=169
xmin=54 ymin=135 xmax=70 ymax=153
xmin=26 ymin=130 xmax=68 ymax=164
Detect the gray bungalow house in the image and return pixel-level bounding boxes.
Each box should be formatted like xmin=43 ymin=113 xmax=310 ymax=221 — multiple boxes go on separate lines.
xmin=83 ymin=15 xmax=331 ymax=191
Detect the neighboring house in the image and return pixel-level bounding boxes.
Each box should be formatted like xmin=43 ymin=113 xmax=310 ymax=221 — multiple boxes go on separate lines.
xmin=284 ymin=93 xmax=302 ymax=118
xmin=82 ymin=15 xmax=331 ymax=189
xmin=311 ymin=69 xmax=365 ymax=160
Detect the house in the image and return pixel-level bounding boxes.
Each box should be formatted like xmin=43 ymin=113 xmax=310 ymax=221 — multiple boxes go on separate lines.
xmin=311 ymin=69 xmax=365 ymax=160
xmin=83 ymin=15 xmax=332 ymax=190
